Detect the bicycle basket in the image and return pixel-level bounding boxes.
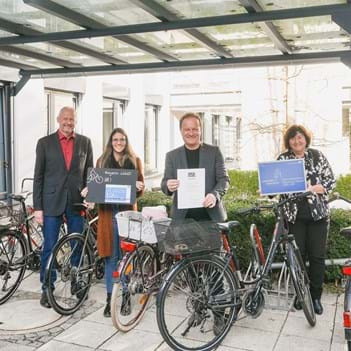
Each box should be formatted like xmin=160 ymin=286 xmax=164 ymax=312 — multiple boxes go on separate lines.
xmin=116 ymin=211 xmax=171 ymax=244
xmin=9 ymin=207 xmax=25 ymax=226
xmin=154 ymin=219 xmax=221 ymax=255
xmin=0 ymin=203 xmax=24 ymax=226
xmin=0 ymin=202 xmax=11 ymax=226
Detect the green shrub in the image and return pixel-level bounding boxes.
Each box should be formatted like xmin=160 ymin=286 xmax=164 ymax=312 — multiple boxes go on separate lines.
xmin=335 ymin=174 xmax=351 ymax=199
xmin=325 ymin=209 xmax=351 ymax=281
xmin=137 ymin=190 xmax=172 ymax=213
xmin=226 ymin=170 xmax=259 ymax=199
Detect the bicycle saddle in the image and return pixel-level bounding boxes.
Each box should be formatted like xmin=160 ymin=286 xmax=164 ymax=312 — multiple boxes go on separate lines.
xmin=216 ymin=221 xmax=240 ymax=233
xmin=8 ymin=194 xmax=26 ymax=202
xmin=340 ymin=226 xmax=351 ymax=238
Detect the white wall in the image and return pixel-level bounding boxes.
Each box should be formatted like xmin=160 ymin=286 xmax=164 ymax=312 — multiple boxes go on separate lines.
xmin=79 ymin=77 xmax=103 ymax=163
xmin=13 ymin=79 xmax=46 ymax=192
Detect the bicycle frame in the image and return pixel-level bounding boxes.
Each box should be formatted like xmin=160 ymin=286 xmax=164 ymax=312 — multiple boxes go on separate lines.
xmin=115 ymin=240 xmax=171 ymax=293
xmin=337 ymin=194 xmax=351 ymax=350
xmin=343 ymin=262 xmax=351 ymax=344
xmin=219 ymin=194 xmax=312 ymax=311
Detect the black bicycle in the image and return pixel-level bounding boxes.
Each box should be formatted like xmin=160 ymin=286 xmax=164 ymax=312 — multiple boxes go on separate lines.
xmin=0 ymin=178 xmax=44 ymax=304
xmin=156 ymin=192 xmax=316 ymax=351
xmin=331 ymin=193 xmax=351 ymax=351
xmin=45 ymin=206 xmax=104 ymax=315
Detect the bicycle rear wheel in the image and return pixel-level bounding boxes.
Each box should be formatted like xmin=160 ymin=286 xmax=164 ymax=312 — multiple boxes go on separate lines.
xmin=0 ymin=229 xmax=27 ymax=304
xmin=157 ymin=255 xmax=239 ymax=351
xmin=47 ymin=233 xmax=93 ymax=315
xmin=287 ymin=244 xmax=316 ymax=326
xmin=111 ymin=244 xmax=157 ymax=332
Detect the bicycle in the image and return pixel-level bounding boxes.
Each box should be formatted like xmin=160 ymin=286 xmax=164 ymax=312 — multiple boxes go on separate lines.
xmin=156 ymin=192 xmax=316 ymax=351
xmin=111 ymin=211 xmax=174 ymax=332
xmin=45 ymin=205 xmax=104 ymax=315
xmin=332 ymin=193 xmax=351 ymax=351
xmin=0 ymin=178 xmax=45 ymax=304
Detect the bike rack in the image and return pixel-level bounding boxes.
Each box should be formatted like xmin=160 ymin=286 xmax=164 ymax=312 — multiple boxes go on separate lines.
xmin=264 ymin=262 xmax=295 ymax=311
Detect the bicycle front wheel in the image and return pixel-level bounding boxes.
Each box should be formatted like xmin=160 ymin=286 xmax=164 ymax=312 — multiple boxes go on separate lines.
xmin=111 ymin=244 xmax=157 ymax=332
xmin=47 ymin=233 xmax=93 ymax=315
xmin=0 ymin=229 xmax=27 ymax=304
xmin=287 ymin=244 xmax=316 ymax=326
xmin=157 ymin=255 xmax=239 ymax=351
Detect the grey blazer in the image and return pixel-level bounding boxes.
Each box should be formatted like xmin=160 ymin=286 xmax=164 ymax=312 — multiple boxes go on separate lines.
xmin=33 ymin=132 xmax=93 ymax=216
xmin=161 ymin=143 xmax=229 ymax=221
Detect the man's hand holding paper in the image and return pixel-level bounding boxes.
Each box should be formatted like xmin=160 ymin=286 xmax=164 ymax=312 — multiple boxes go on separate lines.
xmin=177 ymin=168 xmax=205 ymax=209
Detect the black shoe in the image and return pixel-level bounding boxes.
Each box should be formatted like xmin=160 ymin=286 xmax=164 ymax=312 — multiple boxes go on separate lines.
xmin=71 ymin=280 xmax=88 ymax=301
xmin=313 ymin=299 xmax=323 ymax=315
xmin=120 ymin=291 xmax=131 ymax=316
xmin=293 ymin=297 xmax=302 ymax=311
xmin=213 ymin=313 xmax=226 ymax=336
xmin=40 ymin=291 xmax=51 ymax=309
xmin=76 ymin=287 xmax=88 ymax=301
xmin=188 ymin=312 xmax=202 ymax=327
xmin=103 ymin=293 xmax=111 ymax=318
xmin=103 ymin=302 xmax=111 ymax=317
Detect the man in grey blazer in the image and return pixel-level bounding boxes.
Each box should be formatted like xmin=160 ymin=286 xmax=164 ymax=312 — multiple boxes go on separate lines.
xmin=161 ymin=112 xmax=229 ymax=222
xmin=161 ymin=112 xmax=229 ymax=336
xmin=33 ymin=106 xmax=93 ymax=308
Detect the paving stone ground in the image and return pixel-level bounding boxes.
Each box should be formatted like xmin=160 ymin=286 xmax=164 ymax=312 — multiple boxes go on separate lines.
xmin=0 ymin=272 xmax=348 ymax=351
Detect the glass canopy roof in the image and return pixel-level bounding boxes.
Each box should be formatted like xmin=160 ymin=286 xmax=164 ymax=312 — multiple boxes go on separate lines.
xmin=0 ymin=0 xmax=349 ymax=77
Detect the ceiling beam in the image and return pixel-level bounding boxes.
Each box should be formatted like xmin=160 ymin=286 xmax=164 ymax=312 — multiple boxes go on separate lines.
xmin=23 ymin=0 xmax=179 ymax=62
xmin=20 ymin=50 xmax=351 ymax=79
xmin=131 ymin=0 xmax=233 ymax=58
xmin=0 ymin=18 xmax=127 ymax=65
xmin=239 ymin=0 xmax=292 ymax=54
xmin=11 ymin=74 xmax=31 ymax=96
xmin=333 ymin=12 xmax=351 ymax=35
xmin=0 ymin=57 xmax=37 ymax=70
xmin=0 ymin=45 xmax=81 ymax=68
xmin=2 ymin=3 xmax=350 ymax=46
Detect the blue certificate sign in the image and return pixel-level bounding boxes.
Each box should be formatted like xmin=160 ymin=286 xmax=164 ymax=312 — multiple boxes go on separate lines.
xmin=86 ymin=168 xmax=137 ymax=204
xmin=105 ymin=184 xmax=131 ymax=204
xmin=258 ymin=159 xmax=307 ymax=195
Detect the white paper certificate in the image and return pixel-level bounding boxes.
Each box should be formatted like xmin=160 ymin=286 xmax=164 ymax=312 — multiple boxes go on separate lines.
xmin=177 ymin=168 xmax=205 ymax=209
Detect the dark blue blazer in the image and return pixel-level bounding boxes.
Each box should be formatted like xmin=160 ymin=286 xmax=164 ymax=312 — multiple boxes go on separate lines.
xmin=33 ymin=132 xmax=93 ymax=216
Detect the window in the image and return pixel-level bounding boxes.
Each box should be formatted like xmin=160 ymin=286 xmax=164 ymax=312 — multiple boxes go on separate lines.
xmin=197 ymin=112 xmax=205 ymax=140
xmin=236 ymin=117 xmax=242 ymax=141
xmin=223 ymin=116 xmax=235 ymax=162
xmin=0 ymin=83 xmax=12 ymax=199
xmin=212 ymin=114 xmax=220 ymax=146
xmin=144 ymin=104 xmax=159 ymax=173
xmin=45 ymin=89 xmax=80 ymax=135
xmin=103 ymin=98 xmax=126 ymax=147
xmin=342 ymin=106 xmax=350 ymax=137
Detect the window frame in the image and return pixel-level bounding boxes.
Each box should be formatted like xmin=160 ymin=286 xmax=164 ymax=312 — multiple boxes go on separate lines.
xmin=102 ymin=97 xmax=127 ymax=147
xmin=45 ymin=88 xmax=80 ymax=135
xmin=144 ymin=104 xmax=160 ymax=175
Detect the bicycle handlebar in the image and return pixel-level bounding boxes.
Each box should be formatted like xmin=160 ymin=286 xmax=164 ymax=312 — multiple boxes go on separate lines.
xmin=8 ymin=192 xmax=32 ymax=202
xmin=236 ymin=191 xmax=313 ymax=216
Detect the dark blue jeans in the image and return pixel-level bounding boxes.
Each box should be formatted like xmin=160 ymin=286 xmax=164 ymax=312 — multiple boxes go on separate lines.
xmin=105 ymin=206 xmax=121 ymax=294
xmin=40 ymin=207 xmax=84 ymax=291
